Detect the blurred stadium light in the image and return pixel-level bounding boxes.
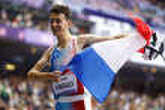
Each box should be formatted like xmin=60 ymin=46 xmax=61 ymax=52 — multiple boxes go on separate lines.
xmin=5 ymin=63 xmax=16 ymax=71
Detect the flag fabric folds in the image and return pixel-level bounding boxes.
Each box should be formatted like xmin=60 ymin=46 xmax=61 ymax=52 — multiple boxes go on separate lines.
xmin=68 ymin=34 xmax=146 ymax=103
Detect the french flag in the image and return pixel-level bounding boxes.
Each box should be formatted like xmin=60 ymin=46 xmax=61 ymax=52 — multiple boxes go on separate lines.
xmin=68 ymin=34 xmax=146 ymax=103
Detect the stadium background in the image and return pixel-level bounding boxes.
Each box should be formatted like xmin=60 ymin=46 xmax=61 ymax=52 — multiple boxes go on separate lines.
xmin=0 ymin=0 xmax=165 ymax=109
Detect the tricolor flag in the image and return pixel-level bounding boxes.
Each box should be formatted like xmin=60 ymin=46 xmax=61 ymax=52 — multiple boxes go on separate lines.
xmin=68 ymin=34 xmax=146 ymax=103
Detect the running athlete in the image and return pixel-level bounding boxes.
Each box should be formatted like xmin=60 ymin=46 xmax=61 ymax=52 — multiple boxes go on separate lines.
xmin=27 ymin=5 xmax=133 ymax=110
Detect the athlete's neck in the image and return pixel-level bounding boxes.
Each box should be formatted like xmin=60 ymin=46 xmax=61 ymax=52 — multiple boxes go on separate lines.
xmin=57 ymin=30 xmax=72 ymax=48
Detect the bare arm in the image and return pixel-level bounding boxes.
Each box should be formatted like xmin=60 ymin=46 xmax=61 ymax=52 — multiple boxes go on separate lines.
xmin=77 ymin=34 xmax=129 ymax=48
xmin=27 ymin=47 xmax=60 ymax=81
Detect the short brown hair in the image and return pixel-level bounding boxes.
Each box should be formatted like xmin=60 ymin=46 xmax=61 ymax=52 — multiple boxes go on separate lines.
xmin=49 ymin=5 xmax=72 ymax=19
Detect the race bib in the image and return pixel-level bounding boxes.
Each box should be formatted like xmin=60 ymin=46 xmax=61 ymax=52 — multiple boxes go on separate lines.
xmin=53 ymin=74 xmax=78 ymax=95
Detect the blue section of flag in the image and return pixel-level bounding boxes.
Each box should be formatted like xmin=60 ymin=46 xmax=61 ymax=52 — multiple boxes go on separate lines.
xmin=68 ymin=47 xmax=116 ymax=103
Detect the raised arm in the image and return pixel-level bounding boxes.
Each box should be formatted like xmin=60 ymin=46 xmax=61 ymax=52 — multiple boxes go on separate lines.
xmin=27 ymin=47 xmax=60 ymax=81
xmin=77 ymin=34 xmax=129 ymax=48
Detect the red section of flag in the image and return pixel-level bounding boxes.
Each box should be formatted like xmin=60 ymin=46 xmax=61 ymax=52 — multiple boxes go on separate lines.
xmin=130 ymin=16 xmax=154 ymax=53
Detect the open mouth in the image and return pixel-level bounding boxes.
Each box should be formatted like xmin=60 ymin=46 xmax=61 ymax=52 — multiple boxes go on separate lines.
xmin=53 ymin=26 xmax=62 ymax=33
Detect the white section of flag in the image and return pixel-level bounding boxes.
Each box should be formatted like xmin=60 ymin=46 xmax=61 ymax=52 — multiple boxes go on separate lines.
xmin=92 ymin=33 xmax=146 ymax=73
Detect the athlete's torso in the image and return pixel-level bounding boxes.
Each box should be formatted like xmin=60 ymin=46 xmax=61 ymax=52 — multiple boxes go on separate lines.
xmin=49 ymin=37 xmax=92 ymax=110
xmin=50 ymin=37 xmax=84 ymax=98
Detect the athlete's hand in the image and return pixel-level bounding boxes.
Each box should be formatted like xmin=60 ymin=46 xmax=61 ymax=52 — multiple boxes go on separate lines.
xmin=52 ymin=70 xmax=62 ymax=82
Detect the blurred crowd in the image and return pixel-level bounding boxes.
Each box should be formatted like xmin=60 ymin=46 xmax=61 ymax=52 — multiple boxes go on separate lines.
xmin=0 ymin=0 xmax=165 ymax=32
xmin=0 ymin=76 xmax=165 ymax=110
xmin=0 ymin=77 xmax=55 ymax=110
xmin=70 ymin=0 xmax=165 ymax=25
xmin=0 ymin=6 xmax=48 ymax=31
xmin=94 ymin=90 xmax=165 ymax=110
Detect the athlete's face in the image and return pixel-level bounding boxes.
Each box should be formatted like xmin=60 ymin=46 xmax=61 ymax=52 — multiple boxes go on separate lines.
xmin=49 ymin=13 xmax=71 ymax=36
